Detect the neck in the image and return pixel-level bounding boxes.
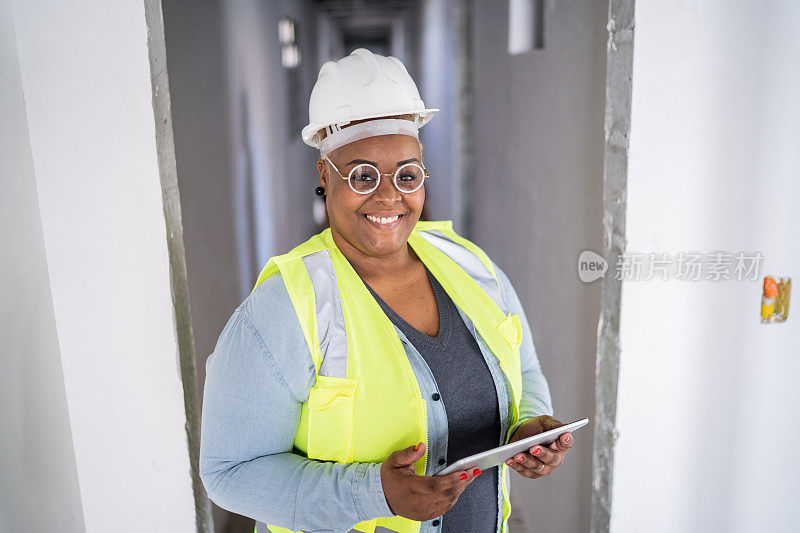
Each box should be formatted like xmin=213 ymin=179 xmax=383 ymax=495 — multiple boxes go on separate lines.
xmin=330 ymin=227 xmax=420 ymax=287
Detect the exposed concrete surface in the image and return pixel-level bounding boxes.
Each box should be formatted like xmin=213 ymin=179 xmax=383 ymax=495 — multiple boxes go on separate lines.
xmin=591 ymin=0 xmax=634 ymax=532
xmin=144 ymin=0 xmax=213 ymax=530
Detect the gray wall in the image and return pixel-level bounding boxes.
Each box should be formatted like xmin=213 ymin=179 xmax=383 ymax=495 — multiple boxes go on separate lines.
xmin=221 ymin=0 xmax=322 ymax=288
xmin=163 ymin=1 xmax=323 ymax=531
xmin=163 ymin=0 xmax=323 ymax=411
xmin=470 ymin=1 xmax=607 ymax=532
xmin=0 ymin=1 xmax=84 ymax=530
xmin=419 ymin=0 xmax=463 ymax=223
xmin=163 ymin=0 xmax=323 ymax=397
xmin=162 ymin=0 xmax=241 ymax=414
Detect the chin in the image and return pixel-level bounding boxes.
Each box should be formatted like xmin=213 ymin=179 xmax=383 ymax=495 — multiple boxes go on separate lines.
xmin=359 ymin=229 xmax=408 ymax=253
xmin=363 ymin=235 xmax=404 ymax=253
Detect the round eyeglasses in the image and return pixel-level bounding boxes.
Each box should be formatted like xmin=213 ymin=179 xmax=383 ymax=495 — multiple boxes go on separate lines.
xmin=323 ymin=155 xmax=430 ymax=195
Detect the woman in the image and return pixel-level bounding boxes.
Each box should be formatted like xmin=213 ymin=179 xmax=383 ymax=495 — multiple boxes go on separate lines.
xmin=199 ymin=48 xmax=574 ymax=533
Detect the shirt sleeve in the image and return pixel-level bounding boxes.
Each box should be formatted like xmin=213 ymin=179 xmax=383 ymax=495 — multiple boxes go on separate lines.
xmin=199 ymin=275 xmax=394 ymax=532
xmin=491 ymin=261 xmax=554 ymax=442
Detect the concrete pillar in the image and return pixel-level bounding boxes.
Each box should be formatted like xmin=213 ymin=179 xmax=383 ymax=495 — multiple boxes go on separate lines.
xmin=3 ymin=0 xmax=209 ymax=530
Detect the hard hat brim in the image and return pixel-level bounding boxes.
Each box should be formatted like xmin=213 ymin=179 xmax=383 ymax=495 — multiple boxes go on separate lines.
xmin=302 ymin=108 xmax=439 ymax=148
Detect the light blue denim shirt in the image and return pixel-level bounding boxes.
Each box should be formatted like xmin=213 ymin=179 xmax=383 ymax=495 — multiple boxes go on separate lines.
xmin=199 ymin=258 xmax=553 ymax=533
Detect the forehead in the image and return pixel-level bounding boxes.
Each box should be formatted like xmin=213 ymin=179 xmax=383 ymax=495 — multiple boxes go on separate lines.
xmin=331 ymin=134 xmax=420 ymax=164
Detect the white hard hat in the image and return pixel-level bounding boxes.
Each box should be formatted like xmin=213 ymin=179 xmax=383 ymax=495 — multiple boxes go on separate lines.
xmin=302 ymin=48 xmax=438 ymax=149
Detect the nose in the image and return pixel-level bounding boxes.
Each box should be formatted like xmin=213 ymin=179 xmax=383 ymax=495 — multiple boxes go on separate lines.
xmin=370 ymin=172 xmax=403 ymax=204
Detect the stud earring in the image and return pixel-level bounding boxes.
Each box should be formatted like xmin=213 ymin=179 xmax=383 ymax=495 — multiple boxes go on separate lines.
xmin=315 ymin=186 xmax=325 ymax=196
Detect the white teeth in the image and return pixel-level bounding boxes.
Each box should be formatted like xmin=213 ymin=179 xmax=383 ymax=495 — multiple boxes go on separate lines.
xmin=366 ymin=214 xmax=400 ymax=224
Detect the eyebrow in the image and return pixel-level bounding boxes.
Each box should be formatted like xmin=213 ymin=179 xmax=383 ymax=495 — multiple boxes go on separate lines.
xmin=345 ymin=157 xmax=421 ymax=167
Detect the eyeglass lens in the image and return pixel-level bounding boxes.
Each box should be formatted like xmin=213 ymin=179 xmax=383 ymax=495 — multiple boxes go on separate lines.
xmin=349 ymin=164 xmax=425 ymax=194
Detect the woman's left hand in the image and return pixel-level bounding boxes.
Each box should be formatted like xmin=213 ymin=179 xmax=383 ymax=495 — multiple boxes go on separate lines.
xmin=505 ymin=415 xmax=573 ymax=478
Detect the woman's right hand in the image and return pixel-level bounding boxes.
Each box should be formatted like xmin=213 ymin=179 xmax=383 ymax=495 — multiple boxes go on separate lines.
xmin=380 ymin=442 xmax=479 ymax=521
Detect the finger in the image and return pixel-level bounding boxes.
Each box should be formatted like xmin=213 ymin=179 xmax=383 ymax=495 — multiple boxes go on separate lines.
xmin=550 ymin=451 xmax=565 ymax=467
xmin=427 ymin=470 xmax=475 ymax=513
xmin=539 ymin=416 xmax=565 ymax=430
xmin=552 ymin=432 xmax=573 ymax=452
xmin=508 ymin=454 xmax=546 ymax=477
xmin=518 ymin=453 xmax=552 ymax=476
xmin=529 ymin=460 xmax=551 ymax=476
xmin=389 ymin=442 xmax=426 ymax=470
xmin=426 ymin=469 xmax=472 ymax=495
xmin=432 ymin=477 xmax=468 ymax=507
xmin=512 ymin=452 xmax=527 ymax=465
xmin=528 ymin=445 xmax=559 ymax=466
xmin=454 ymin=467 xmax=481 ymax=488
xmin=513 ymin=451 xmax=545 ymax=469
xmin=505 ymin=458 xmax=530 ymax=476
xmin=506 ymin=457 xmax=541 ymax=478
xmin=426 ymin=474 xmax=455 ymax=495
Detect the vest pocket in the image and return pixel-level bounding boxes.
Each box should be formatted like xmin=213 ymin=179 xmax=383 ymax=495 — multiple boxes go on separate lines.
xmin=306 ymin=375 xmax=358 ymax=463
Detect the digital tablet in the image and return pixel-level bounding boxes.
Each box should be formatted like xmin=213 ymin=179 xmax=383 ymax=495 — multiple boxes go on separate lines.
xmin=435 ymin=417 xmax=589 ymax=476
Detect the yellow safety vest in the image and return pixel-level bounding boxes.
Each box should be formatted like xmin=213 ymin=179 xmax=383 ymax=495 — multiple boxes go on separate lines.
xmin=253 ymin=220 xmax=523 ymax=533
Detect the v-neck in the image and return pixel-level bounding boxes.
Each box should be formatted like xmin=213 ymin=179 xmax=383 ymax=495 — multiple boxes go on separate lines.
xmin=362 ymin=265 xmax=453 ymax=346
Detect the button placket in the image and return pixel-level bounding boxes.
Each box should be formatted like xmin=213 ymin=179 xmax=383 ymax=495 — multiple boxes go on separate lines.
xmin=395 ymin=324 xmax=449 ymax=480
xmin=455 ymin=305 xmax=511 ymax=533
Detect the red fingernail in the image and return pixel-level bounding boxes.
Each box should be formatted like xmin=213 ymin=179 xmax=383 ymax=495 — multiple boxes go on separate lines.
xmin=459 ymin=473 xmax=468 ymax=481
xmin=414 ymin=443 xmax=420 ymax=451
xmin=533 ymin=448 xmax=540 ymax=455
xmin=565 ymin=435 xmax=571 ymax=443
xmin=473 ymin=468 xmax=482 ymax=476
xmin=506 ymin=459 xmax=514 ymax=466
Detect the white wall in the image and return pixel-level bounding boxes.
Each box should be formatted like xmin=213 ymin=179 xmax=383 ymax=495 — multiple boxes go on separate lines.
xmin=5 ymin=0 xmax=198 ymax=530
xmin=0 ymin=2 xmax=84 ymax=529
xmin=612 ymin=1 xmax=800 ymax=531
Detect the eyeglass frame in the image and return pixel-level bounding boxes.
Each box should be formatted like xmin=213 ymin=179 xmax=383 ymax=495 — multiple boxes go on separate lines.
xmin=322 ymin=154 xmax=431 ymax=195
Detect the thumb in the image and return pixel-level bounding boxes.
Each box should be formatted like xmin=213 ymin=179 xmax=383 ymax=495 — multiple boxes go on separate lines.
xmin=389 ymin=442 xmax=426 ymax=468
xmin=539 ymin=416 xmax=565 ymax=430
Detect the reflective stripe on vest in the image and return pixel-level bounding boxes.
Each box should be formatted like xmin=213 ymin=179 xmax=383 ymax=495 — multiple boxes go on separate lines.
xmin=302 ymin=250 xmax=347 ymax=377
xmin=256 ymin=524 xmax=403 ymax=533
xmin=252 ymin=220 xmax=523 ymax=533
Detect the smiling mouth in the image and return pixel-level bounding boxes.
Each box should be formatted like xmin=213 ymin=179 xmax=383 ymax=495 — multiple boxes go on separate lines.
xmin=363 ymin=213 xmax=403 ymax=229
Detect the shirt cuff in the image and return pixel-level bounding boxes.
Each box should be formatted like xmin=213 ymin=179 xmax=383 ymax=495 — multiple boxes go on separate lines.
xmin=352 ymin=462 xmax=396 ymax=521
xmin=506 ymin=419 xmax=527 ymax=444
